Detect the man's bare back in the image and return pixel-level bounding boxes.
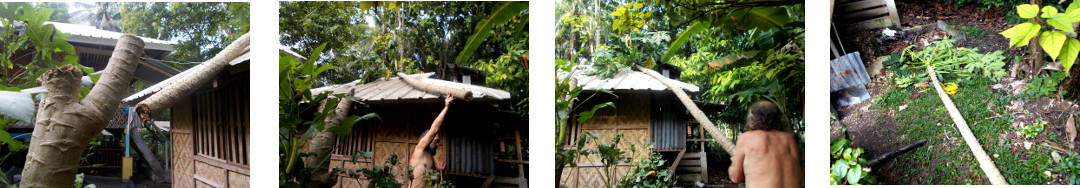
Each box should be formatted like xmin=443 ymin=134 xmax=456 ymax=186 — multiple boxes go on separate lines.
xmin=729 ymin=130 xmax=802 ymax=188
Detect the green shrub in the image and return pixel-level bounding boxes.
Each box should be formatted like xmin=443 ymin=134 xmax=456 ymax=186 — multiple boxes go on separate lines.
xmin=1056 ymin=151 xmax=1080 ymax=185
xmin=617 ymin=153 xmax=675 ymax=188
xmin=830 ymin=137 xmax=877 ymax=185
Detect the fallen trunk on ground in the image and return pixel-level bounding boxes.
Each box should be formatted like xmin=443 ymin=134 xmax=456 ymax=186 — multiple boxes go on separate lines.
xmin=395 ymin=72 xmax=472 ymax=101
xmin=927 ymin=66 xmax=1009 ymax=185
xmin=136 ymin=33 xmax=250 ymax=122
xmin=868 ymin=139 xmax=926 ymax=166
xmin=634 ymin=65 xmax=736 ymax=153
xmin=303 ymin=86 xmax=355 ymax=188
xmin=22 ymin=35 xmax=143 ymax=187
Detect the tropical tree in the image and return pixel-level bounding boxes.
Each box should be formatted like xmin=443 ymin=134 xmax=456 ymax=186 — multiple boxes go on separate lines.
xmin=71 ymin=2 xmax=121 ymax=32
xmin=119 ymin=2 xmax=250 ymax=70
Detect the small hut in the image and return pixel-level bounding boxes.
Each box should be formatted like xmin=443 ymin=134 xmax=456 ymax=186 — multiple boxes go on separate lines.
xmin=310 ymin=72 xmax=528 ymax=188
xmin=122 ymin=48 xmax=250 ymax=187
xmin=558 ymin=65 xmax=718 ymax=187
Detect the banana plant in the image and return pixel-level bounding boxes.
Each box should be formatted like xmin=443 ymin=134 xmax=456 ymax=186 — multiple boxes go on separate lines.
xmin=455 ymin=1 xmax=527 ymax=65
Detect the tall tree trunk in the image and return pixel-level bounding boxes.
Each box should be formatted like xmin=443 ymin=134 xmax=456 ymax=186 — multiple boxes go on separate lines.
xmin=303 ymin=86 xmax=355 ymax=188
xmin=22 ymin=34 xmax=143 ymax=187
xmin=634 ymin=65 xmax=736 ymax=153
xmin=136 ymin=33 xmax=250 ymax=122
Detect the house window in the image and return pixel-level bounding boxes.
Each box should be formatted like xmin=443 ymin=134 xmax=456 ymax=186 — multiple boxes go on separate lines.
xmin=333 ymin=123 xmax=372 ymax=156
xmin=193 ymin=81 xmax=249 ymax=165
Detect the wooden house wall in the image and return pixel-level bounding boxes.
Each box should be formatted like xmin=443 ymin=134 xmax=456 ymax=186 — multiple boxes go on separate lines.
xmin=331 ymin=104 xmax=447 ymax=188
xmin=172 ymin=72 xmax=249 ymax=188
xmin=561 ymin=92 xmax=652 ymax=188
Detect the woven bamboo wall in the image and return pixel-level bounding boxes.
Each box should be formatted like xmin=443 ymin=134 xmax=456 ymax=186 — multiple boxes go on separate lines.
xmin=330 ymin=105 xmax=447 ymax=188
xmin=172 ymin=98 xmax=194 ymax=188
xmin=562 ymin=92 xmax=654 ymax=187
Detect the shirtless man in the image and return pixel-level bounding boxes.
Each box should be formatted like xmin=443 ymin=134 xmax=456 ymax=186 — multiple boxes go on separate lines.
xmin=409 ymin=93 xmax=453 ymax=188
xmin=729 ymin=100 xmax=802 ymax=188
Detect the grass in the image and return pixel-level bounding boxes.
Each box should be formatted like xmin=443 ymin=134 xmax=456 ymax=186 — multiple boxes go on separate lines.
xmin=871 ymin=76 xmax=1053 ymax=184
xmin=961 ymin=26 xmax=987 ymax=39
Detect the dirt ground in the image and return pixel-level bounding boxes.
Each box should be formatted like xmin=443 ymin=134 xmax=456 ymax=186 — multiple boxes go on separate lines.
xmin=833 ymin=0 xmax=1080 ymax=185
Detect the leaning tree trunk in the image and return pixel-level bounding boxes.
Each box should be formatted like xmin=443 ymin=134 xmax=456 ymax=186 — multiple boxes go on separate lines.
xmin=136 ymin=33 xmax=250 ymax=122
xmin=303 ymin=86 xmax=355 ymax=188
xmin=22 ymin=35 xmax=143 ymax=187
xmin=633 ymin=65 xmax=736 ymax=153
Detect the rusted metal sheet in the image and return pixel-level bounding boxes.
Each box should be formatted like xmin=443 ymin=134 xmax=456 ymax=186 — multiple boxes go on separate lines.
xmin=447 ymin=126 xmax=494 ymax=176
xmin=650 ymin=93 xmax=686 ymax=150
xmin=831 ymin=52 xmax=871 ymax=92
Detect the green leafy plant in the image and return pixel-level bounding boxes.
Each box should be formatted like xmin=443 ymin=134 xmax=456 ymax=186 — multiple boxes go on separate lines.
xmin=1025 ymin=71 xmax=1066 ymax=98
xmin=962 ymin=26 xmax=988 ymax=39
xmin=895 ymin=38 xmax=1008 ymax=83
xmin=333 ymin=153 xmax=404 ymax=188
xmin=616 ymin=153 xmax=675 ymax=188
xmin=1056 ymin=151 xmax=1080 ymax=184
xmin=555 ymin=55 xmax=617 ymax=187
xmin=74 ymin=173 xmax=96 ymax=188
xmin=1022 ymin=120 xmax=1047 ymax=139
xmin=830 ymin=138 xmax=877 ymax=185
xmin=1000 ymin=2 xmax=1080 ymax=72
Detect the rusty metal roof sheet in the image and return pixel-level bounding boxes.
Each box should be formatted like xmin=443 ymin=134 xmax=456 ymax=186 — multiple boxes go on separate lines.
xmin=831 ymin=52 xmax=871 ymax=92
xmin=558 ymin=66 xmax=699 ymax=92
xmin=311 ymin=73 xmax=511 ymax=102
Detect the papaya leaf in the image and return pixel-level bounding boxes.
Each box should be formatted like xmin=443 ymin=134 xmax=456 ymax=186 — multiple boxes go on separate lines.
xmin=1040 ymin=31 xmax=1067 ymax=60
xmin=1018 ymin=4 xmax=1040 ymax=19
xmin=455 ymin=1 xmax=527 ymax=65
xmin=1000 ymin=21 xmax=1041 ymax=47
xmin=661 ymin=21 xmax=709 ymax=63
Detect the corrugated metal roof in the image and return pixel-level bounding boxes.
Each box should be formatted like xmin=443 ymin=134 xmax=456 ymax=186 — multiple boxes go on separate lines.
xmin=312 ymin=73 xmax=511 ymax=102
xmin=558 ymin=66 xmax=699 ymax=92
xmin=830 ymin=52 xmax=871 ymax=92
xmin=122 ymin=48 xmax=251 ymax=103
xmin=47 ymin=22 xmax=176 ymax=51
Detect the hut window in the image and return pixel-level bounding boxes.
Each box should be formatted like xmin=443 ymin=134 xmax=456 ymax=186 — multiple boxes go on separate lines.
xmin=192 ymin=80 xmax=249 ymax=165
xmin=333 ymin=124 xmax=372 ymax=156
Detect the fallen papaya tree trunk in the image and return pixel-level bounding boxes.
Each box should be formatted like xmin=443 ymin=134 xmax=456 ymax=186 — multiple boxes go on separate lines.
xmin=395 ymin=72 xmax=472 ymax=101
xmin=304 ymin=86 xmax=355 ymax=188
xmin=927 ymin=66 xmax=1009 ymax=185
xmin=22 ymin=34 xmax=143 ymax=187
xmin=634 ymin=65 xmax=735 ymax=153
xmin=868 ymin=139 xmax=926 ymax=166
xmin=136 ymin=33 xmax=250 ymax=122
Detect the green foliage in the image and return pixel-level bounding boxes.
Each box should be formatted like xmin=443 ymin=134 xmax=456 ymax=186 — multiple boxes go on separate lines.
xmin=1056 ymin=151 xmax=1080 ymax=185
xmin=616 ymin=153 xmax=675 ymax=188
xmin=279 ymin=44 xmax=374 ymax=187
xmin=961 ymin=26 xmax=987 ymax=39
xmin=610 ymin=2 xmax=652 ymax=34
xmin=455 ymin=1 xmax=527 ymax=65
xmin=74 ymin=173 xmax=96 ymax=188
xmin=1001 ymin=2 xmax=1080 ymax=72
xmin=892 ymin=39 xmax=1009 ymax=86
xmin=1021 ymin=120 xmax=1046 ymax=139
xmin=334 ymin=153 xmax=404 ymax=188
xmin=1024 ymin=71 xmax=1066 ymax=98
xmin=830 ymin=138 xmax=877 ymax=185
xmin=120 ymin=2 xmax=249 ymax=70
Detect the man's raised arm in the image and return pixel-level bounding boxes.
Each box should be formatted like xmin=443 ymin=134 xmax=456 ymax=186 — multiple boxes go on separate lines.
xmin=414 ymin=93 xmax=454 ymax=157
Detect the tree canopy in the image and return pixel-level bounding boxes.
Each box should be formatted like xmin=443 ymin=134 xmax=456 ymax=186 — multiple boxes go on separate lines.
xmin=119 ymin=2 xmax=250 ymax=70
xmin=556 ymin=0 xmax=804 ymax=133
xmin=280 ymin=1 xmax=529 ymax=114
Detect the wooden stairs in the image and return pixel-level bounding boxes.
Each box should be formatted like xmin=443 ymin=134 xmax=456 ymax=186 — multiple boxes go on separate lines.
xmin=669 ymin=150 xmax=708 ymax=183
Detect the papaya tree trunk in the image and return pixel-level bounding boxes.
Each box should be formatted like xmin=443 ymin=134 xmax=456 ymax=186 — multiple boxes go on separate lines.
xmin=22 ymin=34 xmax=143 ymax=187
xmin=136 ymin=33 xmax=250 ymax=122
xmin=303 ymin=86 xmax=355 ymax=188
xmin=927 ymin=66 xmax=1009 ymax=185
xmin=1031 ymin=0 xmax=1044 ymax=78
xmin=633 ymin=65 xmax=736 ymax=153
